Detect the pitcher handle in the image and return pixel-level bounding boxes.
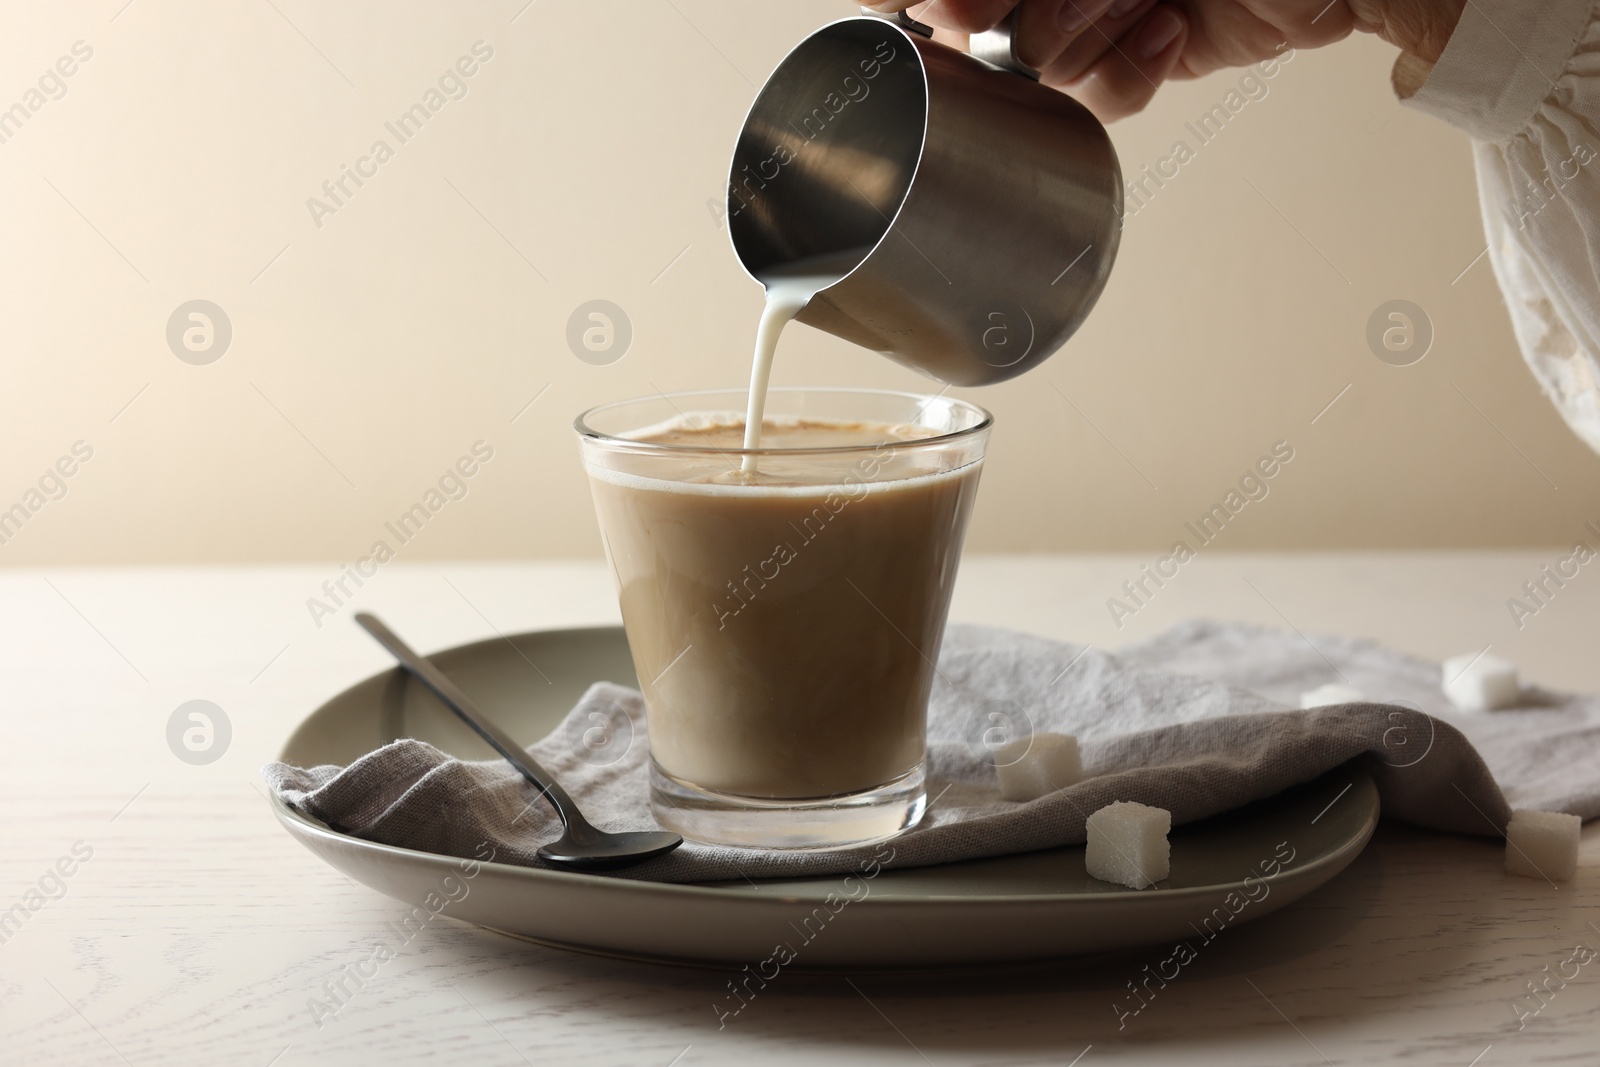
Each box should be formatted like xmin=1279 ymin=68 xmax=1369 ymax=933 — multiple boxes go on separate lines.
xmin=970 ymin=9 xmax=1040 ymax=80
xmin=861 ymin=7 xmax=1040 ymax=81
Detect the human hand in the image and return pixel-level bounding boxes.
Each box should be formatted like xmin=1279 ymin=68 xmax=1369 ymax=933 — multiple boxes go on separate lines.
xmin=863 ymin=0 xmax=1466 ymax=120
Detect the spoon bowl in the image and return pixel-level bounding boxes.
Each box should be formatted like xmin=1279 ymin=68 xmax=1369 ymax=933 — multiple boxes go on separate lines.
xmin=538 ymin=830 xmax=685 ymax=870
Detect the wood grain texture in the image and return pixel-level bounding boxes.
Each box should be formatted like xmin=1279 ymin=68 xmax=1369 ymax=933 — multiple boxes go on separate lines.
xmin=2 ymin=555 xmax=1595 ymax=1065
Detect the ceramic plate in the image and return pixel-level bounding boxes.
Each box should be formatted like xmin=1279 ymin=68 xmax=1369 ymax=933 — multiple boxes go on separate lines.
xmin=273 ymin=626 xmax=1379 ymax=970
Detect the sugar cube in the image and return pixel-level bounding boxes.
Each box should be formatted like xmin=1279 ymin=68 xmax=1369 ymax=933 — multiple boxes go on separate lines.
xmin=1506 ymin=809 xmax=1581 ymax=881
xmin=1300 ymin=683 xmax=1366 ymax=709
xmin=1085 ymin=801 xmax=1171 ymax=890
xmin=995 ymin=733 xmax=1082 ymax=801
xmin=1442 ymin=652 xmax=1519 ymax=711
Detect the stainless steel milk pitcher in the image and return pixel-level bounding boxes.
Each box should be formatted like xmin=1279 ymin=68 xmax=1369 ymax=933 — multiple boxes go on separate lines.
xmin=727 ymin=10 xmax=1122 ymax=386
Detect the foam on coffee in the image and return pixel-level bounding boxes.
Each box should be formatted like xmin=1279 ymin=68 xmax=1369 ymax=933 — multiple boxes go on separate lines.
xmin=601 ymin=413 xmax=948 ymax=490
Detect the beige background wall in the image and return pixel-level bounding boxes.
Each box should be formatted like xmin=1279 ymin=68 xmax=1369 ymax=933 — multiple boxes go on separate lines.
xmin=1 ymin=0 xmax=1596 ymax=566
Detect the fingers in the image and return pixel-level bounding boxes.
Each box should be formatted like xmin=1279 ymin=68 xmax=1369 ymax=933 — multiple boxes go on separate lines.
xmin=1278 ymin=1 xmax=1359 ymax=47
xmin=1054 ymin=0 xmax=1116 ymax=34
xmin=1055 ymin=3 xmax=1189 ymax=122
xmin=867 ymin=0 xmax=1126 ymax=75
xmin=862 ymin=0 xmax=1017 ymax=34
xmin=866 ymin=0 xmax=1187 ymax=122
xmin=1013 ymin=0 xmax=1125 ymax=72
xmin=1039 ymin=0 xmax=1158 ymax=85
xmin=1013 ymin=0 xmax=1076 ymax=71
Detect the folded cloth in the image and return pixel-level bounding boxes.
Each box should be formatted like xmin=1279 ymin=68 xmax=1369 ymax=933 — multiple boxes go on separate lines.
xmin=264 ymin=621 xmax=1595 ymax=884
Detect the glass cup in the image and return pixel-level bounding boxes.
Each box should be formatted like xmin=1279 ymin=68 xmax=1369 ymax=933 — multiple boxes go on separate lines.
xmin=575 ymin=388 xmax=991 ymax=850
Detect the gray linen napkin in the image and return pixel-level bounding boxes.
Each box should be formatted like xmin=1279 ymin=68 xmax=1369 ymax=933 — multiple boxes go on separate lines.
xmin=264 ymin=621 xmax=1594 ymax=884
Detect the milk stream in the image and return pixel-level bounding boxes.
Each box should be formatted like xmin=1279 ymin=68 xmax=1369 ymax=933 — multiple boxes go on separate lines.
xmin=741 ymin=250 xmax=868 ymax=470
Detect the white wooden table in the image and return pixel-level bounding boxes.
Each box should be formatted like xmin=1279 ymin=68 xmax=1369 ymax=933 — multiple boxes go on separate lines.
xmin=4 ymin=553 xmax=1596 ymax=1066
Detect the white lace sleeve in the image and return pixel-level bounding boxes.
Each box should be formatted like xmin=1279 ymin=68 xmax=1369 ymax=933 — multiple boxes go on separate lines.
xmin=1401 ymin=0 xmax=1600 ymax=453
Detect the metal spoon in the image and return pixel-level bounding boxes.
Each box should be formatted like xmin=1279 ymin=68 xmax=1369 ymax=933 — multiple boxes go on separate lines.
xmin=355 ymin=612 xmax=682 ymax=870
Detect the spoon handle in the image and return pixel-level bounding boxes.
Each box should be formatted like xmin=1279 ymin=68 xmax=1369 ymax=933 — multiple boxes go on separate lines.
xmin=355 ymin=612 xmax=578 ymax=832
